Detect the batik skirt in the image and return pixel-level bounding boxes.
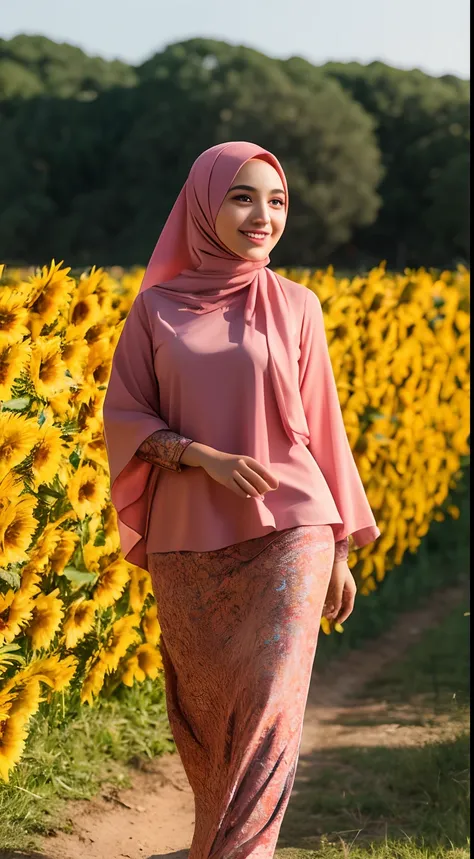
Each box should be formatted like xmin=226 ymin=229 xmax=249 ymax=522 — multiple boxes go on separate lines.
xmin=148 ymin=524 xmax=335 ymax=859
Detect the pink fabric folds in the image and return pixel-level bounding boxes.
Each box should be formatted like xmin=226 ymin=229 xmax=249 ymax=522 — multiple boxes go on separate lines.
xmin=103 ymin=141 xmax=380 ymax=569
xmin=138 ymin=141 xmax=310 ymax=447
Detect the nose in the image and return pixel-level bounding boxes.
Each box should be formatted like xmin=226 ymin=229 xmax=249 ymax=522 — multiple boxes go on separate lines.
xmin=251 ymin=201 xmax=271 ymax=225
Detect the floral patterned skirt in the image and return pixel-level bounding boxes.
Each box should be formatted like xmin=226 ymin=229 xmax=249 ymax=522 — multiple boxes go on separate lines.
xmin=148 ymin=524 xmax=335 ymax=859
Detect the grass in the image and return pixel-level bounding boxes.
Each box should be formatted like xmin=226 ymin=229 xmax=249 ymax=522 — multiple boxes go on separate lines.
xmin=0 ymin=473 xmax=470 ymax=856
xmin=277 ymin=600 xmax=470 ymax=858
xmin=276 ymin=845 xmax=470 ymax=859
xmin=0 ymin=679 xmax=173 ymax=852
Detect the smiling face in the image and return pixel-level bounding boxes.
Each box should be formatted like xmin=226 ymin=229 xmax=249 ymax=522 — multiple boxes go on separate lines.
xmin=214 ymin=158 xmax=287 ymax=261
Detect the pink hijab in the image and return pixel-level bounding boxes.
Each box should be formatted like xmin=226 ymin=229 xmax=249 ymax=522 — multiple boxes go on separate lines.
xmin=138 ymin=140 xmax=309 ymax=446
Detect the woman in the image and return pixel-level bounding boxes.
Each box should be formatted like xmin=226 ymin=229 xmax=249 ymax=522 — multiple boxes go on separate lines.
xmin=103 ymin=141 xmax=380 ymax=858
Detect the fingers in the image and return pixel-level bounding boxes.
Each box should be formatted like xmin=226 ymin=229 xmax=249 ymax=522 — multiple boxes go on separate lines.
xmin=322 ymin=584 xmax=343 ymax=620
xmin=336 ymin=581 xmax=357 ymax=625
xmin=238 ymin=460 xmax=275 ymax=495
xmin=232 ymin=470 xmax=263 ymax=498
xmin=248 ymin=458 xmax=279 ymax=490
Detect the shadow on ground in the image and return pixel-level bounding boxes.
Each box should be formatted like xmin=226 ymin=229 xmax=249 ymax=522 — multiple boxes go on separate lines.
xmin=278 ymin=732 xmax=469 ymax=851
xmin=146 ymin=853 xmax=189 ymax=859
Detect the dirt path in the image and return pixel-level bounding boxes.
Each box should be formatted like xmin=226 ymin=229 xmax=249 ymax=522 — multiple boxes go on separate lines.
xmin=2 ymin=582 xmax=467 ymax=859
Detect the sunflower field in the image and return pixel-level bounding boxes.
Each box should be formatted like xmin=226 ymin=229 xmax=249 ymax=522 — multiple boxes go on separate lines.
xmin=0 ymin=260 xmax=470 ymax=782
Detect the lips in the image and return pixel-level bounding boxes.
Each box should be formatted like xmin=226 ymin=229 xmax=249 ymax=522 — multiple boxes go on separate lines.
xmin=239 ymin=231 xmax=270 ymax=244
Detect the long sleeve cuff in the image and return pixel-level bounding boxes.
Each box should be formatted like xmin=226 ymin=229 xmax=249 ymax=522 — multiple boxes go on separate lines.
xmin=136 ymin=429 xmax=194 ymax=472
xmin=334 ymin=536 xmax=350 ymax=562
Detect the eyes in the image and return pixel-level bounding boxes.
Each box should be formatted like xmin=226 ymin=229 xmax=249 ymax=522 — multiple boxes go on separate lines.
xmin=232 ymin=194 xmax=285 ymax=208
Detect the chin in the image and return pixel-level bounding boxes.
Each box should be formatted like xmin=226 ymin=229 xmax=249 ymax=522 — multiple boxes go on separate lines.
xmin=239 ymin=245 xmax=271 ymax=262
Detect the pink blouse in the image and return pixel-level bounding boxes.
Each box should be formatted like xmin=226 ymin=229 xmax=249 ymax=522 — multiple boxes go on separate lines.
xmin=103 ymin=278 xmax=379 ymax=566
xmin=143 ymin=429 xmax=349 ymax=562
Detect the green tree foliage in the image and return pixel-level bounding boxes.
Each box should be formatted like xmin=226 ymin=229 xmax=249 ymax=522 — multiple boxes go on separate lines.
xmin=317 ymin=61 xmax=470 ymax=265
xmin=0 ymin=34 xmax=137 ymax=100
xmin=0 ymin=36 xmax=469 ymax=268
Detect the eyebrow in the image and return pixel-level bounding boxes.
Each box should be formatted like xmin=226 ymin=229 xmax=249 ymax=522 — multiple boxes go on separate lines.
xmin=228 ymin=184 xmax=286 ymax=195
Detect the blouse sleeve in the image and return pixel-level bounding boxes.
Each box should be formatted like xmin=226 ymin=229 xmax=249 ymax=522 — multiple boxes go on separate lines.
xmin=334 ymin=537 xmax=350 ymax=563
xmin=136 ymin=429 xmax=194 ymax=472
xmin=298 ymin=288 xmax=380 ymax=549
xmin=102 ymin=292 xmax=172 ymax=570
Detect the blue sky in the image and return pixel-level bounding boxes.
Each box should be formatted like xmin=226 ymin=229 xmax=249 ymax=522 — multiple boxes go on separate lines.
xmin=1 ymin=0 xmax=470 ymax=78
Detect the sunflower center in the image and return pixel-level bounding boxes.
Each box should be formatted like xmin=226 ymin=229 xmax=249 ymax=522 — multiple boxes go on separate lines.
xmin=0 ymin=351 xmax=10 ymax=383
xmin=0 ymin=311 xmax=15 ymax=330
xmin=72 ymin=301 xmax=90 ymax=324
xmin=79 ymin=480 xmax=96 ymax=501
xmin=39 ymin=357 xmax=58 ymax=383
xmin=4 ymin=519 xmax=23 ymax=548
xmin=74 ymin=605 xmax=89 ymax=623
xmin=34 ymin=442 xmax=51 ymax=468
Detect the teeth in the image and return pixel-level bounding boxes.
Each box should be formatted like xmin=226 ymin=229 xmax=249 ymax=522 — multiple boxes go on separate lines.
xmin=243 ymin=232 xmax=267 ymax=238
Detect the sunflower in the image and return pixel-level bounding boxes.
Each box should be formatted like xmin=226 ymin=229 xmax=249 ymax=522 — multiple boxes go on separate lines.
xmin=0 ymin=341 xmax=31 ymax=401
xmin=0 ymin=588 xmax=35 ymax=646
xmin=80 ymin=660 xmax=107 ymax=706
xmin=28 ymin=514 xmax=76 ymax=571
xmin=82 ymin=538 xmax=110 ymax=574
xmin=129 ymin=569 xmax=153 ymax=613
xmin=8 ymin=679 xmax=43 ymax=726
xmin=85 ymin=337 xmax=113 ymax=385
xmin=19 ymin=561 xmax=43 ymax=597
xmin=121 ymin=643 xmax=163 ymax=687
xmin=25 ymin=589 xmax=64 ymax=651
xmin=63 ymin=598 xmax=96 ymax=650
xmin=93 ymin=559 xmax=131 ymax=609
xmin=68 ymin=291 xmax=102 ymax=340
xmin=141 ymin=603 xmax=161 ymax=646
xmin=11 ymin=653 xmax=78 ymax=693
xmin=0 ymin=492 xmax=38 ymax=567
xmin=0 ymin=412 xmax=38 ymax=482
xmin=48 ymin=391 xmax=75 ymax=419
xmin=82 ymin=437 xmax=109 ymax=472
xmin=30 ymin=423 xmax=67 ymax=488
xmin=0 ymin=711 xmax=29 ymax=782
xmin=0 ymin=289 xmax=30 ymax=349
xmin=67 ymin=464 xmax=108 ymax=519
xmin=99 ymin=614 xmax=141 ymax=676
xmin=26 ymin=260 xmax=75 ymax=340
xmin=29 ymin=336 xmax=73 ymax=399
xmin=61 ymin=335 xmax=90 ymax=383
xmin=50 ymin=529 xmax=79 ymax=574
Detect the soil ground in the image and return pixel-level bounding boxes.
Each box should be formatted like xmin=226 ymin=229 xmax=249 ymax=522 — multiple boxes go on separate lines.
xmin=0 ymin=581 xmax=468 ymax=859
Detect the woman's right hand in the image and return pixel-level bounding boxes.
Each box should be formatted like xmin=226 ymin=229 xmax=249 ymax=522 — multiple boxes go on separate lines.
xmin=181 ymin=443 xmax=279 ymax=499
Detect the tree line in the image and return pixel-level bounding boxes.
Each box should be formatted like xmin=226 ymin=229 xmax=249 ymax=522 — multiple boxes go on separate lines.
xmin=0 ymin=34 xmax=470 ymax=269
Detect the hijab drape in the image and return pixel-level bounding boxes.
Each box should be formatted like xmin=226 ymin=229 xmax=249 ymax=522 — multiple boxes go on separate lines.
xmin=138 ymin=141 xmax=310 ymax=446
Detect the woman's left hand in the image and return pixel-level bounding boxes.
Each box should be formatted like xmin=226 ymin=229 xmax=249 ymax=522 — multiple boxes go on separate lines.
xmin=322 ymin=561 xmax=357 ymax=625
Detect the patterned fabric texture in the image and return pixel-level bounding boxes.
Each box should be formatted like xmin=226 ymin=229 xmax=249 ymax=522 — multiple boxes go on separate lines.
xmin=148 ymin=523 xmax=335 ymax=858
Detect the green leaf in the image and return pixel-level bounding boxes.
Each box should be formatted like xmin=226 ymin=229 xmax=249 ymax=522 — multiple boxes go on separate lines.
xmin=62 ymin=566 xmax=97 ymax=587
xmin=1 ymin=397 xmax=31 ymax=411
xmin=0 ymin=643 xmax=25 ymax=667
xmin=69 ymin=450 xmax=81 ymax=469
xmin=0 ymin=568 xmax=21 ymax=590
xmin=94 ymin=530 xmax=106 ymax=547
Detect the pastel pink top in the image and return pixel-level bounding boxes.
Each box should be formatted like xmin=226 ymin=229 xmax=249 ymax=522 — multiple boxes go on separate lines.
xmin=103 ymin=274 xmax=380 ymax=570
xmin=102 ymin=141 xmax=380 ymax=571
